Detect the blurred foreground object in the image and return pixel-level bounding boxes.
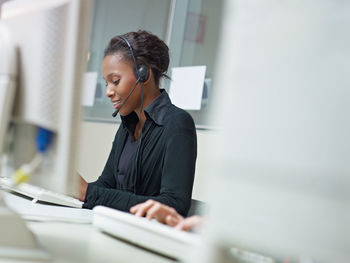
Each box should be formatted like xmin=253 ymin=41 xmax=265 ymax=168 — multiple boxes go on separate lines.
xmin=193 ymin=0 xmax=350 ymax=263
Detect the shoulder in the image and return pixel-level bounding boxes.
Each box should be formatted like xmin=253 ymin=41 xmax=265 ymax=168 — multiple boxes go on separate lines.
xmin=163 ymin=104 xmax=196 ymax=133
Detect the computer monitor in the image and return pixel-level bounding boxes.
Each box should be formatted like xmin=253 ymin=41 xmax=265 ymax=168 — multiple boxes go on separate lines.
xmin=194 ymin=1 xmax=350 ymax=263
xmin=0 ymin=22 xmax=16 ymax=172
xmin=0 ymin=0 xmax=93 ymax=196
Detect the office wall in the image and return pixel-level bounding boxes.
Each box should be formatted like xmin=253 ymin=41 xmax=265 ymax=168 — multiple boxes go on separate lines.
xmin=77 ymin=121 xmax=214 ymax=201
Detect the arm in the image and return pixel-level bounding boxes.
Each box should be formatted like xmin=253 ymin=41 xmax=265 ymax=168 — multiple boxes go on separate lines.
xmin=152 ymin=129 xmax=197 ymax=216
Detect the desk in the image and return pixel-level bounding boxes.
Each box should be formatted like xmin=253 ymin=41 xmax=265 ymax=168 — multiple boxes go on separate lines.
xmin=2 ymin=192 xmax=175 ymax=263
xmin=27 ymin=221 xmax=175 ymax=263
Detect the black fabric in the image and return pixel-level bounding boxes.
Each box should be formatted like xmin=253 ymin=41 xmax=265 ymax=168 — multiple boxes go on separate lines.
xmin=117 ymin=133 xmax=139 ymax=188
xmin=83 ymin=90 xmax=197 ymax=216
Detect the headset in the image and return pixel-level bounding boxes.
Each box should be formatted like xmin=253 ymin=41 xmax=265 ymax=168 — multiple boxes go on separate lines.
xmin=119 ymin=35 xmax=149 ymax=83
xmin=117 ymin=35 xmax=149 ymax=194
xmin=111 ymin=35 xmax=150 ymax=118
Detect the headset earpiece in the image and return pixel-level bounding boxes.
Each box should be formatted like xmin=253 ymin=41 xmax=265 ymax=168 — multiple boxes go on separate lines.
xmin=137 ymin=65 xmax=149 ymax=83
xmin=119 ymin=35 xmax=150 ymax=83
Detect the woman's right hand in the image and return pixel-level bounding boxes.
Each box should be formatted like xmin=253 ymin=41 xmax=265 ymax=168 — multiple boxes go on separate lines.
xmin=77 ymin=175 xmax=88 ymax=201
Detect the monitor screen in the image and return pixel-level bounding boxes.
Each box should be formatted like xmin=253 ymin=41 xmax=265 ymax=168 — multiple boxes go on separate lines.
xmin=0 ymin=0 xmax=93 ymax=196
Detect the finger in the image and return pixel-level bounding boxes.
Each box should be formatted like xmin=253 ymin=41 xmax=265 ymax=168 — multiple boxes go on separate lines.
xmin=175 ymin=216 xmax=202 ymax=231
xmin=135 ymin=200 xmax=155 ymax=217
xmin=167 ymin=207 xmax=181 ymax=218
xmin=130 ymin=200 xmax=154 ymax=214
xmin=146 ymin=203 xmax=181 ymax=222
xmin=165 ymin=215 xmax=181 ymax=227
xmin=145 ymin=202 xmax=164 ymax=221
xmin=129 ymin=203 xmax=142 ymax=214
xmin=175 ymin=221 xmax=189 ymax=231
xmin=168 ymin=208 xmax=184 ymax=223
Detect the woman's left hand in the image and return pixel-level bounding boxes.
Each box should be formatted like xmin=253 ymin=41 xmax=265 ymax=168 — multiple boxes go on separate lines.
xmin=130 ymin=200 xmax=184 ymax=226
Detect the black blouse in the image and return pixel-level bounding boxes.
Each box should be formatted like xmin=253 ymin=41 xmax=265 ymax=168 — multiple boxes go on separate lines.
xmin=117 ymin=132 xmax=138 ymax=189
xmin=83 ymin=90 xmax=197 ymax=216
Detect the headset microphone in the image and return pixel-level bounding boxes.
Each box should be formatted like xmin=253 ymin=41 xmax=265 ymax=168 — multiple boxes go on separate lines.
xmin=112 ymin=109 xmax=119 ymax=118
xmin=111 ymin=79 xmax=140 ymax=118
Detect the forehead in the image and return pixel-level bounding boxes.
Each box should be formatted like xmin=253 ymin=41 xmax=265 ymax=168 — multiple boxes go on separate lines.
xmin=102 ymin=53 xmax=133 ymax=77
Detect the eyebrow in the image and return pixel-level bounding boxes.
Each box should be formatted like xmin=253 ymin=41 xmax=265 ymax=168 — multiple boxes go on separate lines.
xmin=103 ymin=73 xmax=120 ymax=81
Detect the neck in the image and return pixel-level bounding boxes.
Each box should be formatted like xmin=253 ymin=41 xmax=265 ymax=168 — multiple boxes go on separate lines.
xmin=134 ymin=86 xmax=161 ymax=139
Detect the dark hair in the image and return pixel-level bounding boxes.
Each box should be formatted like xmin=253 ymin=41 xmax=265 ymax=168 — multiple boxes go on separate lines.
xmin=104 ymin=30 xmax=170 ymax=87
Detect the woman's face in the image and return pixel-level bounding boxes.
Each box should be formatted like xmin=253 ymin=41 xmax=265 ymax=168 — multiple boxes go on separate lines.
xmin=102 ymin=53 xmax=139 ymax=116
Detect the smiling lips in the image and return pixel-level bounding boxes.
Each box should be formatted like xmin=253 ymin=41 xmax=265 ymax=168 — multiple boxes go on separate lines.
xmin=112 ymin=99 xmax=122 ymax=109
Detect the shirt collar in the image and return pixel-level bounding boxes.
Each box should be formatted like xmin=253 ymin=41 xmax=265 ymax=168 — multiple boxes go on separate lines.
xmin=144 ymin=89 xmax=171 ymax=126
xmin=121 ymin=111 xmax=138 ymax=135
xmin=121 ymin=89 xmax=172 ymax=130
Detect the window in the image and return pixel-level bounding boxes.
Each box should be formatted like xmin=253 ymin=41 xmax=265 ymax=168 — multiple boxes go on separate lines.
xmin=84 ymin=0 xmax=223 ymax=129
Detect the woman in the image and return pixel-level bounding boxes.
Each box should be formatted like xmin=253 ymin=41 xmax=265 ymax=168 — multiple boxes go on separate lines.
xmin=79 ymin=30 xmax=197 ymax=216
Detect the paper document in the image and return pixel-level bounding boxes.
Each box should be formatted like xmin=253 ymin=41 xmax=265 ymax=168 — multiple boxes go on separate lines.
xmin=3 ymin=191 xmax=93 ymax=224
xmin=82 ymin=72 xmax=98 ymax=106
xmin=169 ymin=66 xmax=206 ymax=110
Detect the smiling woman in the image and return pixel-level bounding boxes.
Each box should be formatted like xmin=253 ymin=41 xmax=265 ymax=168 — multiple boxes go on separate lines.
xmin=79 ymin=30 xmax=197 ymax=216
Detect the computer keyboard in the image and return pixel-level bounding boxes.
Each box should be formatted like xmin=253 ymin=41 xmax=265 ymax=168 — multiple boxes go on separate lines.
xmin=93 ymin=205 xmax=202 ymax=260
xmin=0 ymin=177 xmax=83 ymax=208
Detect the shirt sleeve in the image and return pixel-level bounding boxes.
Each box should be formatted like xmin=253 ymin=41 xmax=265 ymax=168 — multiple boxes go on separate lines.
xmin=154 ymin=125 xmax=197 ymax=216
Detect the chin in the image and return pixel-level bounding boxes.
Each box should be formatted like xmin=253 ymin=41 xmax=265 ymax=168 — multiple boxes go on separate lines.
xmin=118 ymin=108 xmax=132 ymax=117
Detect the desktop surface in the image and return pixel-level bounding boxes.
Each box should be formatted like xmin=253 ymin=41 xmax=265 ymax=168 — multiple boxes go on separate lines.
xmin=2 ymin=192 xmax=177 ymax=263
xmin=27 ymin=222 xmax=174 ymax=263
xmin=27 ymin=221 xmax=176 ymax=263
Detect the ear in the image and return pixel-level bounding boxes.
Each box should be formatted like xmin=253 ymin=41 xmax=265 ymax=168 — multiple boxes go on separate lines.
xmin=142 ymin=67 xmax=152 ymax=85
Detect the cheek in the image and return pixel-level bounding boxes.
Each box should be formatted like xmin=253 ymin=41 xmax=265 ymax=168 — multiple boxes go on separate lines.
xmin=120 ymin=78 xmax=137 ymax=97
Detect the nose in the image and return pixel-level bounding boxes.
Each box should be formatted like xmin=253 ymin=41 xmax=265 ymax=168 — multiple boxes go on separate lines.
xmin=105 ymin=84 xmax=114 ymax=98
